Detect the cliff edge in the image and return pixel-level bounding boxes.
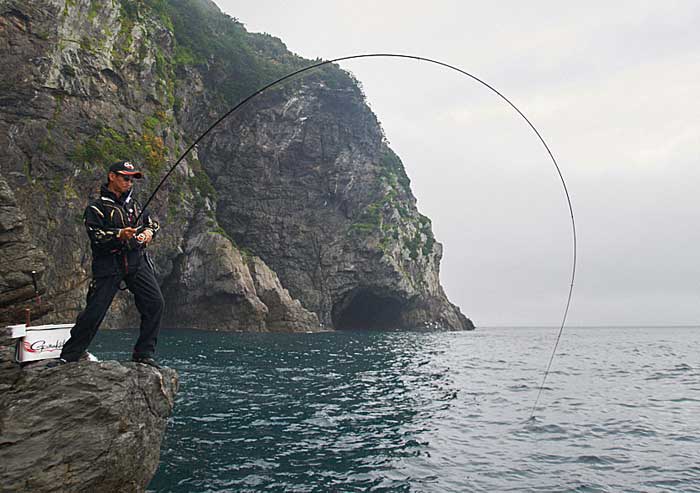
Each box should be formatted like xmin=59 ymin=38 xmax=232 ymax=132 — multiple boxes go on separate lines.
xmin=0 ymin=344 xmax=179 ymax=492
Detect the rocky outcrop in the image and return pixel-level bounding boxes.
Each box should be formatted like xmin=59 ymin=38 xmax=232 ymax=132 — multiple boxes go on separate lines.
xmin=245 ymin=255 xmax=321 ymax=331
xmin=0 ymin=174 xmax=49 ymax=326
xmin=0 ymin=0 xmax=473 ymax=331
xmin=0 ymin=345 xmax=178 ymax=492
xmin=161 ymin=211 xmax=319 ymax=331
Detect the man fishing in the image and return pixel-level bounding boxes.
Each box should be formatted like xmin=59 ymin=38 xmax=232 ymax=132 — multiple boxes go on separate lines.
xmin=53 ymin=160 xmax=164 ymax=368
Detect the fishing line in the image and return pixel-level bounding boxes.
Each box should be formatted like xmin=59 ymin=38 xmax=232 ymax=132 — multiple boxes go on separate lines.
xmin=135 ymin=53 xmax=576 ymax=418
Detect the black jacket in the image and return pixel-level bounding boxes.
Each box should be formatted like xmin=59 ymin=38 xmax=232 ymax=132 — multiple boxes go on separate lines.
xmin=84 ymin=184 xmax=160 ymax=277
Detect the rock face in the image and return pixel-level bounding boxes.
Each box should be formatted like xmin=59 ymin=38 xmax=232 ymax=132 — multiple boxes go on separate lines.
xmin=161 ymin=212 xmax=319 ymax=331
xmin=0 ymin=175 xmax=50 ymax=326
xmin=0 ymin=346 xmax=179 ymax=492
xmin=0 ymin=0 xmax=474 ymax=331
xmin=205 ymin=85 xmax=471 ymax=329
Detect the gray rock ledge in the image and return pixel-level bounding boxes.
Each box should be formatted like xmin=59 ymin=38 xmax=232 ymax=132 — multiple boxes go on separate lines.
xmin=0 ymin=346 xmax=178 ymax=493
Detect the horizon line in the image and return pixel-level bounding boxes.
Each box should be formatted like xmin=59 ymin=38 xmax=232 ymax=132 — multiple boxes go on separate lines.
xmin=477 ymin=324 xmax=700 ymax=329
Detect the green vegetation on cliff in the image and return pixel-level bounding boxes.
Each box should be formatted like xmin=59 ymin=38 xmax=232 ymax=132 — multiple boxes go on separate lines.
xmin=69 ymin=125 xmax=167 ymax=176
xmin=119 ymin=0 xmax=361 ymax=106
xmin=378 ymin=147 xmax=411 ymax=193
xmin=109 ymin=0 xmax=364 ymax=212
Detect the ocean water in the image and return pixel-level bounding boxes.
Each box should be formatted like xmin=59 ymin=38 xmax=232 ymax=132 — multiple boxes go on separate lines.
xmin=92 ymin=326 xmax=700 ymax=492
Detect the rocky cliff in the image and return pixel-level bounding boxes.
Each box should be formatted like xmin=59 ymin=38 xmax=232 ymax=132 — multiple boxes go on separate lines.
xmin=0 ymin=344 xmax=179 ymax=492
xmin=0 ymin=175 xmax=50 ymax=324
xmin=0 ymin=0 xmax=473 ymax=331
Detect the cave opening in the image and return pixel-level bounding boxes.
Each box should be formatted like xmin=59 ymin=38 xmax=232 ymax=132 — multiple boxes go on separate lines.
xmin=332 ymin=289 xmax=404 ymax=330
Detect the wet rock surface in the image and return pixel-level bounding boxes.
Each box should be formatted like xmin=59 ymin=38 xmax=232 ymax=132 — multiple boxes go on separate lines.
xmin=0 ymin=345 xmax=178 ymax=492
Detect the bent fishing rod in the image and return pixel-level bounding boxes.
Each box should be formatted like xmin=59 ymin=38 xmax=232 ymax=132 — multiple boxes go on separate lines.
xmin=136 ymin=53 xmax=577 ymax=418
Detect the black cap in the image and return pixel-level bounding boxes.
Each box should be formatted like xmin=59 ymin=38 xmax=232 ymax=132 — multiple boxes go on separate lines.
xmin=108 ymin=160 xmax=143 ymax=179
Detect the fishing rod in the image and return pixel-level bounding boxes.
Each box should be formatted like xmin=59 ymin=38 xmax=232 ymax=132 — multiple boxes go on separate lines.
xmin=135 ymin=53 xmax=577 ymax=418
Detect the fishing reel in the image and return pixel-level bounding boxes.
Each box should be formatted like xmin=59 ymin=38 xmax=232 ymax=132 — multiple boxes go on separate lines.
xmin=134 ymin=225 xmax=152 ymax=244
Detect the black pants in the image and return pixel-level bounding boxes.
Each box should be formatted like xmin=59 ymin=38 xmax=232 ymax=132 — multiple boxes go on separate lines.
xmin=61 ymin=263 xmax=164 ymax=362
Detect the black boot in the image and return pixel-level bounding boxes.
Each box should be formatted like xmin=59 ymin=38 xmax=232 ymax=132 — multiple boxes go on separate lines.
xmin=132 ymin=354 xmax=161 ymax=369
xmin=45 ymin=358 xmax=68 ymax=368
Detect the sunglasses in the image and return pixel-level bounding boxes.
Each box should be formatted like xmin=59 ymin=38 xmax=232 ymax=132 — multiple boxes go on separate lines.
xmin=118 ymin=174 xmax=133 ymax=182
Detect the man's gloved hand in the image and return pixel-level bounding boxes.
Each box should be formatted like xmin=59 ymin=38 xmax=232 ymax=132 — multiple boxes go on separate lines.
xmin=118 ymin=227 xmax=137 ymax=241
xmin=137 ymin=228 xmax=154 ymax=245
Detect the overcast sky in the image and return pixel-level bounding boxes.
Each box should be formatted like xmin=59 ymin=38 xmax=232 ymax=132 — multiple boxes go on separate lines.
xmin=216 ymin=1 xmax=700 ymax=326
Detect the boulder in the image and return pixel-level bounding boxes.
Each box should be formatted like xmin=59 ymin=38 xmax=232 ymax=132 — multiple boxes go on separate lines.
xmin=0 ymin=346 xmax=178 ymax=492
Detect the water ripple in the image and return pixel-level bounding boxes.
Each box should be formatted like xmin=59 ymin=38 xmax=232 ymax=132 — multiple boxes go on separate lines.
xmin=91 ymin=326 xmax=700 ymax=492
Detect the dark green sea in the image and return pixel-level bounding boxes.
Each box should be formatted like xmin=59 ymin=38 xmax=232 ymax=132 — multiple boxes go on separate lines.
xmin=92 ymin=327 xmax=700 ymax=492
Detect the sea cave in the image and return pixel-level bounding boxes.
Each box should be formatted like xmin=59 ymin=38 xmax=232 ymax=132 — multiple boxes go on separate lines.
xmin=331 ymin=288 xmax=405 ymax=330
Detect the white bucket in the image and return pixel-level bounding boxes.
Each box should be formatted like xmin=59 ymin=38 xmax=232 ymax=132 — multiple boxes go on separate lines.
xmin=9 ymin=324 xmax=74 ymax=363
